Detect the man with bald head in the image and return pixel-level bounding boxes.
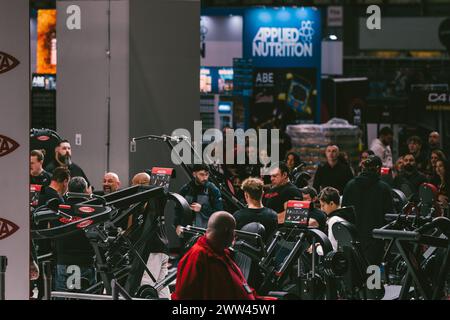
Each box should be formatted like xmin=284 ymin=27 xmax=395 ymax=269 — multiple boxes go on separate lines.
xmin=132 ymin=172 xmax=150 ymax=186
xmin=172 ymin=211 xmax=257 ymax=300
xmin=428 ymin=131 xmax=441 ymax=152
xmin=103 ymin=172 xmax=121 ymax=194
xmin=313 ymin=144 xmax=354 ymax=194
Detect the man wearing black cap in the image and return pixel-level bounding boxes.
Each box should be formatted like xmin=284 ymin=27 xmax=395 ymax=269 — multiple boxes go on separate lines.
xmin=342 ymin=155 xmax=394 ymax=265
xmin=174 ymin=164 xmax=223 ymax=235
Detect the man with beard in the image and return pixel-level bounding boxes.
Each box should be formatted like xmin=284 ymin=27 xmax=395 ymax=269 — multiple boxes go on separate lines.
xmin=428 ymin=131 xmax=441 ymax=153
xmin=45 ymin=140 xmax=91 ymax=186
xmin=102 ymin=172 xmax=121 ymax=194
xmin=393 ymin=153 xmax=427 ymax=198
xmin=174 ymin=164 xmax=223 ymax=235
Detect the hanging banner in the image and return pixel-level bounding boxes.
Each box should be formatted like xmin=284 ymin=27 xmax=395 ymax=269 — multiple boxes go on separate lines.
xmin=244 ymin=7 xmax=321 ymax=68
xmin=244 ymin=7 xmax=321 ymax=124
xmin=0 ymin=0 xmax=30 ymax=300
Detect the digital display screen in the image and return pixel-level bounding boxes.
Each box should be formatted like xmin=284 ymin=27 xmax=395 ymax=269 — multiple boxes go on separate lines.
xmin=285 ymin=200 xmax=311 ymax=226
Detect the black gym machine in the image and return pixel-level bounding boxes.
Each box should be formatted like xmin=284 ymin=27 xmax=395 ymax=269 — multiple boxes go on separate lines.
xmin=31 ymin=183 xmax=192 ymax=299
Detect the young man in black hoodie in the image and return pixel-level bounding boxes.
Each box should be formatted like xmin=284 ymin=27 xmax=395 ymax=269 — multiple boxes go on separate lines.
xmin=342 ymin=155 xmax=394 ymax=265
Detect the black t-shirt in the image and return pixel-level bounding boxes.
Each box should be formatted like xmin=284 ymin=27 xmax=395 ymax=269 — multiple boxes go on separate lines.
xmin=30 ymin=170 xmax=52 ymax=187
xmin=45 ymin=161 xmax=91 ymax=186
xmin=37 ymin=186 xmax=63 ymax=207
xmin=233 ymin=207 xmax=278 ymax=241
xmin=263 ymin=182 xmax=303 ymax=214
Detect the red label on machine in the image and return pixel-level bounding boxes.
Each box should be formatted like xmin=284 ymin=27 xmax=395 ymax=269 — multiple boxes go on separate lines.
xmin=286 ymin=200 xmax=311 ymax=209
xmin=151 ymin=167 xmax=173 ymax=175
xmin=59 ymin=216 xmax=81 ymax=224
xmin=36 ymin=135 xmax=50 ymax=141
xmin=78 ymin=206 xmax=95 ymax=214
xmin=59 ymin=204 xmax=71 ymax=210
xmin=30 ymin=184 xmax=42 ymax=192
xmin=76 ymin=220 xmax=94 ymax=229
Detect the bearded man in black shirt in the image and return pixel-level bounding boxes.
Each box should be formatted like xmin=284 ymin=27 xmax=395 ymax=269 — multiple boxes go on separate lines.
xmin=263 ymin=162 xmax=302 ymax=225
xmin=45 ymin=139 xmax=91 ymax=187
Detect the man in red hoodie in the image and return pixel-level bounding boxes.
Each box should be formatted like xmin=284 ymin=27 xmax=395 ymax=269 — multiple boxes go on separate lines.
xmin=172 ymin=211 xmax=256 ymax=300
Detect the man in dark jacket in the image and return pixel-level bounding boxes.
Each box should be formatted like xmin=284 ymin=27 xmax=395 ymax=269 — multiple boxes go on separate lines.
xmin=174 ymin=164 xmax=223 ymax=234
xmin=342 ymin=155 xmax=394 ymax=265
xmin=313 ymin=144 xmax=354 ymax=194
xmin=393 ymin=153 xmax=427 ymax=198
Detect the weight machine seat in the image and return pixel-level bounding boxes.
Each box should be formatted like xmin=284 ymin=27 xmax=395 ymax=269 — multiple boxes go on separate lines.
xmin=332 ymin=221 xmax=371 ymax=296
xmin=392 ymin=189 xmax=407 ymax=214
xmin=240 ymin=222 xmax=266 ymax=243
xmin=234 ymin=223 xmax=266 ymax=284
xmin=333 ymin=220 xmax=360 ymax=248
xmin=418 ymin=216 xmax=450 ymax=237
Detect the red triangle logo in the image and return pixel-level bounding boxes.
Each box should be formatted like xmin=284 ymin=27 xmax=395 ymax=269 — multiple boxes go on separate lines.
xmin=0 ymin=51 xmax=20 ymax=74
xmin=0 ymin=218 xmax=20 ymax=240
xmin=0 ymin=135 xmax=20 ymax=157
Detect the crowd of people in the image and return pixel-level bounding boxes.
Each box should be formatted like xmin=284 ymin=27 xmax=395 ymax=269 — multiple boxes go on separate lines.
xmin=30 ymin=128 xmax=448 ymax=300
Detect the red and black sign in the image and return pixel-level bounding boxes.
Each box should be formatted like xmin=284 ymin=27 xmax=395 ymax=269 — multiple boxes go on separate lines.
xmin=150 ymin=167 xmax=174 ymax=192
xmin=0 ymin=51 xmax=20 ymax=74
xmin=0 ymin=134 xmax=20 ymax=157
xmin=285 ymin=200 xmax=311 ymax=226
xmin=0 ymin=218 xmax=19 ymax=240
xmin=30 ymin=184 xmax=43 ymax=207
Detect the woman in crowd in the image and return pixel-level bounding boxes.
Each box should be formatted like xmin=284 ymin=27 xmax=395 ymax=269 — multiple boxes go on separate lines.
xmin=433 ymin=159 xmax=450 ymax=209
xmin=427 ymin=149 xmax=447 ymax=181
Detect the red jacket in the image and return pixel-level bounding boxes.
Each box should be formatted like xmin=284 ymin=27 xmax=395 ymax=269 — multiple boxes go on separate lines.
xmin=172 ymin=236 xmax=257 ymax=300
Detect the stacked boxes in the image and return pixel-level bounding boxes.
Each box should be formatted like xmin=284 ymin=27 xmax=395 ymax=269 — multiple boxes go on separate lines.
xmin=286 ymin=118 xmax=361 ymax=177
